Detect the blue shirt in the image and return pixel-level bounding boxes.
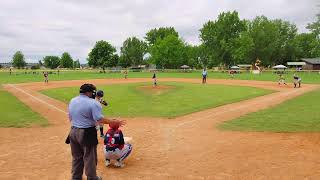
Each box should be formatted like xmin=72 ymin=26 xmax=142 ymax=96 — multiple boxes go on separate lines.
xmin=202 ymin=70 xmax=207 ymax=76
xmin=68 ymin=94 xmax=104 ymax=128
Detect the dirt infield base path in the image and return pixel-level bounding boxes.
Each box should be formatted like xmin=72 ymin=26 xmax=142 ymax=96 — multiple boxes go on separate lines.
xmin=1 ymin=78 xmax=320 ymax=180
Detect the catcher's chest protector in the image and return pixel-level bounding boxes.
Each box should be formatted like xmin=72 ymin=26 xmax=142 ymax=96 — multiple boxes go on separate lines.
xmin=104 ymin=129 xmax=121 ymax=148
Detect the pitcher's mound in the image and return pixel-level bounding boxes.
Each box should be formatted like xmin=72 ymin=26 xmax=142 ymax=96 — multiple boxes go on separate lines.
xmin=136 ymin=85 xmax=176 ymax=95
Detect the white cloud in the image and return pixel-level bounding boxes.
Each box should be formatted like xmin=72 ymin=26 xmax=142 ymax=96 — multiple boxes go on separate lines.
xmin=0 ymin=0 xmax=318 ymax=63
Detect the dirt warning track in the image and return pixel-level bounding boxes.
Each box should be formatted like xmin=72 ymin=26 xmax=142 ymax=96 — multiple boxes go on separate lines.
xmin=1 ymin=78 xmax=320 ymax=180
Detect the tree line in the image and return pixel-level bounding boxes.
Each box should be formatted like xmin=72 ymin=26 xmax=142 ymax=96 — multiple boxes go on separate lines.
xmin=88 ymin=11 xmax=320 ymax=69
xmin=11 ymin=51 xmax=81 ymax=69
xmin=9 ymin=10 xmax=320 ymax=69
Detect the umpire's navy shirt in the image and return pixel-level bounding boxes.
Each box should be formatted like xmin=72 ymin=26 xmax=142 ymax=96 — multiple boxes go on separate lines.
xmin=68 ymin=94 xmax=104 ymax=128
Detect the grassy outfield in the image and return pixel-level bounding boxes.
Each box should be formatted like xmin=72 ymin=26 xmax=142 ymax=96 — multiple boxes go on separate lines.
xmin=219 ymin=89 xmax=320 ymax=132
xmin=0 ymin=70 xmax=319 ymax=84
xmin=41 ymin=82 xmax=273 ymax=118
xmin=0 ymin=89 xmax=48 ymax=127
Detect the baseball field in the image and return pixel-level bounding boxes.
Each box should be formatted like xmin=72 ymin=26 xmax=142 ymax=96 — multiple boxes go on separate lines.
xmin=1 ymin=70 xmax=320 ymax=179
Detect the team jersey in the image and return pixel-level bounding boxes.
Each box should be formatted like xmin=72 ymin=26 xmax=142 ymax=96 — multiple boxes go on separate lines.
xmin=104 ymin=128 xmax=125 ymax=151
xmin=202 ymin=71 xmax=207 ymax=76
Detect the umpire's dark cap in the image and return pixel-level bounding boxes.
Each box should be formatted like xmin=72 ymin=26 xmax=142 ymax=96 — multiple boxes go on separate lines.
xmin=79 ymin=84 xmax=96 ymax=93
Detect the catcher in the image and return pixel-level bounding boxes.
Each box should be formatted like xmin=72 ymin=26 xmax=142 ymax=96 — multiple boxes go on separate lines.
xmin=95 ymin=90 xmax=108 ymax=138
xmin=104 ymin=123 xmax=132 ymax=168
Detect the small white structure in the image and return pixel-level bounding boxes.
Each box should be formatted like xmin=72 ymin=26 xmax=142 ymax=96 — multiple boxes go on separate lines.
xmin=180 ymin=65 xmax=190 ymax=72
xmin=230 ymin=66 xmax=240 ymax=70
xmin=287 ymin=62 xmax=306 ymax=66
xmin=180 ymin=65 xmax=190 ymax=69
xmin=273 ymin=65 xmax=287 ymax=69
xmin=273 ymin=65 xmax=287 ymax=74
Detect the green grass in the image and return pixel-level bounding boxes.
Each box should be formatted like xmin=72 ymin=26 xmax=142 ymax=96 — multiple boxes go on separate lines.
xmin=41 ymin=82 xmax=273 ymax=118
xmin=0 ymin=70 xmax=319 ymax=84
xmin=0 ymin=89 xmax=48 ymax=127
xmin=219 ymin=89 xmax=320 ymax=132
xmin=0 ymin=69 xmax=317 ymax=128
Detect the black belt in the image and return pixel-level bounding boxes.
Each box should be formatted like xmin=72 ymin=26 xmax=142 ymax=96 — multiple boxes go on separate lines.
xmin=71 ymin=126 xmax=95 ymax=129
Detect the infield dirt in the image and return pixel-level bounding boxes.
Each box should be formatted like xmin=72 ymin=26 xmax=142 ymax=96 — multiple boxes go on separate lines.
xmin=1 ymin=78 xmax=320 ymax=180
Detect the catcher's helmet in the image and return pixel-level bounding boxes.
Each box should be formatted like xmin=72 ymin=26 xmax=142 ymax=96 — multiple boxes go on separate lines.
xmin=109 ymin=123 xmax=119 ymax=129
xmin=96 ymin=90 xmax=104 ymax=97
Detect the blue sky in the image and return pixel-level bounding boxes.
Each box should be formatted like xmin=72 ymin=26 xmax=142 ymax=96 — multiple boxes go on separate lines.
xmin=0 ymin=0 xmax=319 ymax=63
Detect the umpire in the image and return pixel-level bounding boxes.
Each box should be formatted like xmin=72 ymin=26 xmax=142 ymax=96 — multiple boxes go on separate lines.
xmin=67 ymin=83 xmax=125 ymax=180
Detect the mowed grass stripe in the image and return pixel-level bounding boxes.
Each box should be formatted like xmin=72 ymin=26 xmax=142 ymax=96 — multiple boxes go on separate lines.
xmin=41 ymin=82 xmax=273 ymax=118
xmin=219 ymin=89 xmax=320 ymax=132
xmin=0 ymin=89 xmax=48 ymax=127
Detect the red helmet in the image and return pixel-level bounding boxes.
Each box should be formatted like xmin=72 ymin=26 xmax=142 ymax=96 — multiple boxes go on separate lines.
xmin=109 ymin=123 xmax=119 ymax=129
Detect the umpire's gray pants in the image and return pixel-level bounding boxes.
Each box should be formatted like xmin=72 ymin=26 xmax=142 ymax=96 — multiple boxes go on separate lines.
xmin=69 ymin=128 xmax=98 ymax=180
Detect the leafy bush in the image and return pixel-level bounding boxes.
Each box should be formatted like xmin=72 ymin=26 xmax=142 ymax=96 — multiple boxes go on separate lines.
xmin=30 ymin=65 xmax=40 ymax=69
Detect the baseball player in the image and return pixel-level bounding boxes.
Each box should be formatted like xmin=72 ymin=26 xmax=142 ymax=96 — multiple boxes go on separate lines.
xmin=124 ymin=70 xmax=128 ymax=79
xmin=278 ymin=73 xmax=287 ymax=85
xmin=152 ymin=72 xmax=157 ymax=87
xmin=104 ymin=123 xmax=132 ymax=168
xmin=293 ymin=74 xmax=301 ymax=88
xmin=95 ymin=90 xmax=108 ymax=138
xmin=43 ymin=71 xmax=48 ymax=83
xmin=229 ymin=70 xmax=235 ymax=79
xmin=202 ymin=68 xmax=207 ymax=84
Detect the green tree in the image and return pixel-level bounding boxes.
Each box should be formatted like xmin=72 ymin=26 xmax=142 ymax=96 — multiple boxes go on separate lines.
xmin=244 ymin=17 xmax=299 ymax=65
xmin=60 ymin=52 xmax=74 ymax=68
xmin=12 ymin=51 xmax=26 ymax=68
xmin=197 ymin=44 xmax=217 ymax=68
xmin=43 ymin=56 xmax=60 ymax=69
xmin=294 ymin=33 xmax=317 ymax=58
xmin=120 ymin=37 xmax=147 ymax=67
xmin=271 ymin=19 xmax=298 ymax=64
xmin=231 ymin=31 xmax=254 ymax=64
xmin=73 ymin=59 xmax=81 ymax=68
xmin=306 ymin=11 xmax=320 ymax=57
xmin=246 ymin=16 xmax=279 ymax=65
xmin=88 ymin=40 xmax=117 ymax=70
xmin=310 ymin=38 xmax=320 ymax=57
xmin=105 ymin=54 xmax=119 ymax=68
xmin=145 ymin=27 xmax=179 ymax=46
xmin=150 ymin=35 xmax=186 ymax=69
xmin=200 ymin=11 xmax=246 ymax=66
xmin=307 ymin=13 xmax=320 ymax=37
xmin=118 ymin=56 xmax=131 ymax=68
xmin=184 ymin=45 xmax=200 ymax=68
